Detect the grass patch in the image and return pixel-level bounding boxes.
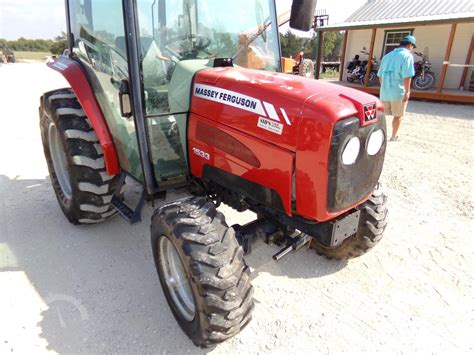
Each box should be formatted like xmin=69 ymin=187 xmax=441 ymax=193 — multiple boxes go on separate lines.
xmin=14 ymin=51 xmax=51 ymax=62
xmin=319 ymin=69 xmax=340 ymax=80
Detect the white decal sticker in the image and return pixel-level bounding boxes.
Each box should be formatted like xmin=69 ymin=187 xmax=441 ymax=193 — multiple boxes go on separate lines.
xmin=52 ymin=61 xmax=68 ymax=71
xmin=263 ymin=101 xmax=281 ymax=121
xmin=192 ymin=147 xmax=210 ymax=160
xmin=257 ymin=117 xmax=283 ymax=135
xmin=280 ymin=108 xmax=292 ymax=126
xmin=194 ymin=84 xmax=266 ymax=116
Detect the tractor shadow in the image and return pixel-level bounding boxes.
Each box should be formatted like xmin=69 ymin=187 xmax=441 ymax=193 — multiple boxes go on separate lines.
xmin=216 ymin=205 xmax=349 ymax=280
xmin=0 ymin=174 xmax=346 ymax=354
xmin=244 ymin=239 xmax=348 ymax=281
xmin=0 ymin=175 xmax=205 ymax=354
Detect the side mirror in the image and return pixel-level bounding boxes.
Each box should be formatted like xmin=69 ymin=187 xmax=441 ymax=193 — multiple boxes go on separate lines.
xmin=289 ymin=0 xmax=317 ymax=31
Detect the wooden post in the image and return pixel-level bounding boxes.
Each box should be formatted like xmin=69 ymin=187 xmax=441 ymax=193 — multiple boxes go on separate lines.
xmin=437 ymin=23 xmax=457 ymax=93
xmin=315 ymin=31 xmax=324 ymax=79
xmin=339 ymin=30 xmax=349 ymax=81
xmin=364 ymin=28 xmax=377 ymax=87
xmin=459 ymin=34 xmax=474 ymax=89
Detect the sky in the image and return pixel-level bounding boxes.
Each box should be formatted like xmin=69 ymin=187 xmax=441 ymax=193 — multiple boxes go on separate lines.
xmin=0 ymin=0 xmax=366 ymax=40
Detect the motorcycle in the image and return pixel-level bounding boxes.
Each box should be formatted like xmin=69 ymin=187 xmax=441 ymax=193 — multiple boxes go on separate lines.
xmin=346 ymin=50 xmax=379 ymax=86
xmin=346 ymin=54 xmax=362 ymax=83
xmin=412 ymin=52 xmax=436 ymax=90
xmin=358 ymin=50 xmax=379 ymax=86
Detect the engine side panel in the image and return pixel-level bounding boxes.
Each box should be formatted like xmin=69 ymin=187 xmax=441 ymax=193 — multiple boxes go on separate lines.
xmin=188 ymin=114 xmax=294 ymax=215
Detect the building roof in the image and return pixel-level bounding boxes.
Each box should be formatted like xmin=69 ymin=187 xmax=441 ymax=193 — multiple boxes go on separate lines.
xmin=316 ymin=0 xmax=474 ymax=31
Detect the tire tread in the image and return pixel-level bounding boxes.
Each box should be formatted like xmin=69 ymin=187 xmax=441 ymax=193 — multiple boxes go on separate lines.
xmin=151 ymin=197 xmax=253 ymax=347
xmin=39 ymin=88 xmax=120 ymax=224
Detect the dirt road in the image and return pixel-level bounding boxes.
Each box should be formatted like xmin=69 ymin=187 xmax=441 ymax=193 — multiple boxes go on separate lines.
xmin=0 ymin=63 xmax=473 ymax=353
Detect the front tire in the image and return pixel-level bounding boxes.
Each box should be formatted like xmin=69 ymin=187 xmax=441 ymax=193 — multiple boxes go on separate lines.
xmin=39 ymin=88 xmax=120 ymax=224
xmin=312 ymin=185 xmax=388 ymax=260
xmin=413 ymin=72 xmax=435 ymax=90
xmin=359 ymin=71 xmax=378 ymax=86
xmin=151 ymin=197 xmax=253 ymax=347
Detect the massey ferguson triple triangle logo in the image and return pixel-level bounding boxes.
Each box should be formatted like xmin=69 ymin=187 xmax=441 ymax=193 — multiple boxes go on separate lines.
xmin=363 ymin=103 xmax=377 ymax=122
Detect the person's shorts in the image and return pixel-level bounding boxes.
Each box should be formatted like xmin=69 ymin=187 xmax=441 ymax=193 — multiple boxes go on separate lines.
xmin=382 ymin=100 xmax=408 ymax=117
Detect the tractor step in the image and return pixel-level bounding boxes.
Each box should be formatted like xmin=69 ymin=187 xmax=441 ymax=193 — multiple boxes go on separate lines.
xmin=111 ymin=196 xmax=135 ymax=224
xmin=111 ymin=174 xmax=146 ymax=224
xmin=111 ymin=193 xmax=145 ymax=224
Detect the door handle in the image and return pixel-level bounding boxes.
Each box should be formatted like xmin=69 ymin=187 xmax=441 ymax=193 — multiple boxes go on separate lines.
xmin=119 ymin=79 xmax=132 ymax=118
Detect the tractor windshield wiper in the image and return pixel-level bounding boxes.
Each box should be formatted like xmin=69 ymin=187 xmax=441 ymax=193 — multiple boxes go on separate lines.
xmin=232 ymin=19 xmax=272 ymax=60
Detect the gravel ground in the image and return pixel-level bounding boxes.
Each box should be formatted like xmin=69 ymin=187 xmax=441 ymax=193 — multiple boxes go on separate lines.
xmin=0 ymin=63 xmax=473 ymax=354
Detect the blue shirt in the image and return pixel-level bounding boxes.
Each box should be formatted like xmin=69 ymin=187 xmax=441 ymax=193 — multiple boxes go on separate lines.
xmin=377 ymin=48 xmax=415 ymax=101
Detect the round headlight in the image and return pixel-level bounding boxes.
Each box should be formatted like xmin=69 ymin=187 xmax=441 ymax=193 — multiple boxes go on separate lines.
xmin=342 ymin=137 xmax=360 ymax=165
xmin=367 ymin=129 xmax=385 ymax=156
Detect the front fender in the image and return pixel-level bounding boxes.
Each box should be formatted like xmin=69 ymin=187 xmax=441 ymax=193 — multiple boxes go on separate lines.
xmin=47 ymin=56 xmax=120 ymax=176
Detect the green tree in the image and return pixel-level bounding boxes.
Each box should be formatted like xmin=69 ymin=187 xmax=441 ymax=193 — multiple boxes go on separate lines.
xmin=322 ymin=32 xmax=336 ymax=60
xmin=279 ymin=30 xmax=308 ymax=58
xmin=304 ymin=31 xmax=345 ymax=62
xmin=50 ymin=40 xmax=67 ymax=55
xmin=1 ymin=37 xmax=52 ymax=52
xmin=0 ymin=33 xmax=69 ymax=54
xmin=50 ymin=32 xmax=68 ymax=55
xmin=54 ymin=32 xmax=67 ymax=41
xmin=324 ymin=31 xmax=344 ymax=61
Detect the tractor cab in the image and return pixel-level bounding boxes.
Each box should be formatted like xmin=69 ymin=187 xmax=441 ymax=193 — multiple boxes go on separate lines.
xmin=66 ymin=0 xmax=282 ymax=189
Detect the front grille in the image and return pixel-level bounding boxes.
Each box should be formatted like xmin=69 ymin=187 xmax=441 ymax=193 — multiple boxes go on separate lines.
xmin=327 ymin=115 xmax=386 ymax=212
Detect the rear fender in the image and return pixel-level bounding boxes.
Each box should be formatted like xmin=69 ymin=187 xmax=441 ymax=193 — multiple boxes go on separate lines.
xmin=47 ymin=56 xmax=120 ymax=176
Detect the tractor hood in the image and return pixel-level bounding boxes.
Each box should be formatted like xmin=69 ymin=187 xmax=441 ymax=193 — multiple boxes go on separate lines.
xmin=191 ymin=66 xmax=383 ymax=152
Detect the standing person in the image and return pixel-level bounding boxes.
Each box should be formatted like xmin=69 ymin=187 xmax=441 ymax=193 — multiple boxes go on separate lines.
xmin=377 ymin=35 xmax=416 ymax=141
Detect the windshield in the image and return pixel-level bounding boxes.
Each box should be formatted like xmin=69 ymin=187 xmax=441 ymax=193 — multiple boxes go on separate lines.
xmin=137 ymin=0 xmax=281 ymax=71
xmin=134 ymin=0 xmax=281 ymax=181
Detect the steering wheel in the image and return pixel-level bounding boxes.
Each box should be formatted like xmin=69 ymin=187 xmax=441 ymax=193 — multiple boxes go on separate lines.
xmin=164 ymin=34 xmax=211 ymax=60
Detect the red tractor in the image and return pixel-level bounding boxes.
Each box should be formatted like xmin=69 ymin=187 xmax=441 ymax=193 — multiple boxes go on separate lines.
xmin=39 ymin=0 xmax=388 ymax=347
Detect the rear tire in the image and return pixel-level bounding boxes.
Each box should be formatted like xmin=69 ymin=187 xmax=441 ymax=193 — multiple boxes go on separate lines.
xmin=151 ymin=197 xmax=253 ymax=347
xmin=311 ymin=185 xmax=388 ymax=260
xmin=299 ymin=59 xmax=315 ymax=78
xmin=39 ymin=88 xmax=120 ymax=224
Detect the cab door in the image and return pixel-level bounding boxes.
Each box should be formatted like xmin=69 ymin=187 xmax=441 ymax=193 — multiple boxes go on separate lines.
xmin=67 ymin=0 xmax=144 ymax=181
xmin=68 ymin=0 xmax=188 ymax=186
xmin=134 ymin=0 xmax=189 ymax=184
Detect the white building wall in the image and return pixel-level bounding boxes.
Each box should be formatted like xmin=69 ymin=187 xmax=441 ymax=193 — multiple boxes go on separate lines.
xmin=446 ymin=22 xmax=474 ymax=90
xmin=342 ymin=22 xmax=474 ymax=90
